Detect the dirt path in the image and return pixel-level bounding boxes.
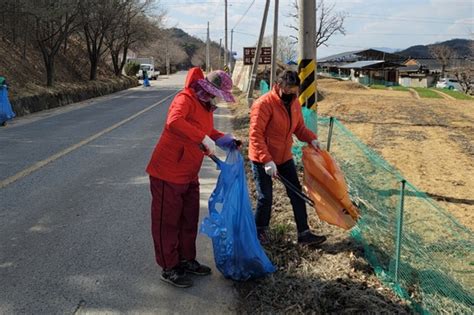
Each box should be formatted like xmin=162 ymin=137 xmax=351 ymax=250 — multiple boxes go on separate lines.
xmin=408 ymin=88 xmax=420 ymax=99
xmin=317 ymin=78 xmax=474 ymax=229
xmin=432 ymin=89 xmax=456 ymax=100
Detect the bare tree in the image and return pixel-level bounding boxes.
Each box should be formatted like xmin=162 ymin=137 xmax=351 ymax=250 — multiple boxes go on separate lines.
xmin=262 ymin=35 xmax=297 ymax=63
xmin=429 ymin=45 xmax=456 ymax=78
xmin=452 ymin=69 xmax=473 ymax=94
xmin=105 ymin=0 xmax=133 ymax=77
xmin=105 ymin=0 xmax=156 ymax=77
xmin=451 ymin=44 xmax=473 ymax=94
xmin=168 ymin=43 xmax=189 ymax=69
xmin=191 ymin=44 xmax=221 ymax=70
xmin=151 ymin=38 xmax=188 ymax=71
xmin=0 ymin=1 xmax=35 ymax=57
xmin=25 ymin=0 xmax=79 ymax=86
xmin=209 ymin=45 xmax=224 ymax=70
xmin=0 ymin=0 xmax=23 ymax=44
xmin=287 ymin=0 xmax=347 ymax=48
xmin=133 ymin=21 xmax=190 ymax=73
xmin=79 ymin=0 xmax=117 ymax=80
xmin=191 ymin=45 xmax=206 ymax=68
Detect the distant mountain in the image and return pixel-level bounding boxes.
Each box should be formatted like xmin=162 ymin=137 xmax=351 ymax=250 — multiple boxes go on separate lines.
xmin=398 ymin=39 xmax=473 ymax=58
xmin=165 ymin=27 xmax=223 ymax=70
xmin=166 ymin=28 xmax=206 ymax=69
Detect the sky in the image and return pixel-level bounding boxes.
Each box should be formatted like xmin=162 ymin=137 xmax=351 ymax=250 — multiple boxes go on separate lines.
xmin=158 ymin=0 xmax=473 ymax=59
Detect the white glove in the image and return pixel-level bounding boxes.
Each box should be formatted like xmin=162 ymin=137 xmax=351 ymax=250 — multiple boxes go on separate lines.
xmin=202 ymin=135 xmax=216 ymax=155
xmin=264 ymin=161 xmax=278 ymax=177
xmin=311 ymin=139 xmax=321 ymax=150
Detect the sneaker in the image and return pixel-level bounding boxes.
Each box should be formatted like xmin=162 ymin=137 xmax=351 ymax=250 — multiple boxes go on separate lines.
xmin=298 ymin=230 xmax=327 ymax=246
xmin=257 ymin=228 xmax=270 ymax=246
xmin=160 ymin=266 xmax=193 ymax=288
xmin=181 ymin=260 xmax=212 ymax=276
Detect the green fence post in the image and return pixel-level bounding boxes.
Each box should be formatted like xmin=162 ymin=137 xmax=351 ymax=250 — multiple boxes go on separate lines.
xmin=394 ymin=179 xmax=406 ymax=283
xmin=327 ymin=117 xmax=335 ymax=152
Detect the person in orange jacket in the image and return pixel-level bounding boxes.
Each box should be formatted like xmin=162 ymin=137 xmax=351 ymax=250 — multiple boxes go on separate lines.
xmin=146 ymin=67 xmax=237 ymax=288
xmin=248 ymin=70 xmax=327 ymax=246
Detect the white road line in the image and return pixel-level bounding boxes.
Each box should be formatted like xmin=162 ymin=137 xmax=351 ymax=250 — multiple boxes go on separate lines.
xmin=0 ymin=91 xmax=178 ymax=189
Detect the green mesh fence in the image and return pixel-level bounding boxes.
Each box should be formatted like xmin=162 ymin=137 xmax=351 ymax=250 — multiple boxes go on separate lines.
xmin=297 ymin=115 xmax=474 ymax=314
xmin=325 ymin=72 xmax=351 ymax=80
xmin=292 ymin=107 xmax=318 ymax=160
xmin=259 ymin=80 xmax=270 ymax=95
xmin=358 ymin=77 xmax=400 ymax=87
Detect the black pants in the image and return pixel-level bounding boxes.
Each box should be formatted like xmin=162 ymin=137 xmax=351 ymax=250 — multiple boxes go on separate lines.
xmin=251 ymin=159 xmax=309 ymax=233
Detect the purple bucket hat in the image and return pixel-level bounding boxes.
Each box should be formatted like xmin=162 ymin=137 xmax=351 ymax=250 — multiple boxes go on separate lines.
xmin=196 ymin=70 xmax=235 ymax=102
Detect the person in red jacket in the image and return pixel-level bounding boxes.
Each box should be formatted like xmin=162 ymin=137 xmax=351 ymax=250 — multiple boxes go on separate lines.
xmin=146 ymin=67 xmax=236 ymax=288
xmin=248 ymin=70 xmax=327 ymax=246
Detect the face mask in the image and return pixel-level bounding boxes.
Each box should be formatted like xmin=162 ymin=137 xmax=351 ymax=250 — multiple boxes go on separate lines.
xmin=195 ymin=88 xmax=213 ymax=102
xmin=198 ymin=97 xmax=218 ymax=112
xmin=281 ymin=93 xmax=295 ymax=103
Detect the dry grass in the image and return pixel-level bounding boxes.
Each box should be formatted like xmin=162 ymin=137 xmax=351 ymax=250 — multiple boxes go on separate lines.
xmin=316 ymin=78 xmax=474 ymax=230
xmin=319 ymin=80 xmax=369 ymax=91
xmin=228 ymin=89 xmax=411 ymax=314
xmin=0 ymin=37 xmax=116 ymax=99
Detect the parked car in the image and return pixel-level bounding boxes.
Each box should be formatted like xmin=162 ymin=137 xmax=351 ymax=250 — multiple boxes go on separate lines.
xmin=436 ymin=78 xmax=462 ymax=91
xmin=138 ymin=64 xmax=159 ymax=80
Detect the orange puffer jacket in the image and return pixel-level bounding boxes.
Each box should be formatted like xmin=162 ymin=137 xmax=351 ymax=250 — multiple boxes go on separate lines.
xmin=248 ymin=85 xmax=317 ymax=165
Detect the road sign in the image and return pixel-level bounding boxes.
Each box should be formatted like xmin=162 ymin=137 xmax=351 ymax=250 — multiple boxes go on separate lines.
xmin=243 ymin=47 xmax=272 ymax=65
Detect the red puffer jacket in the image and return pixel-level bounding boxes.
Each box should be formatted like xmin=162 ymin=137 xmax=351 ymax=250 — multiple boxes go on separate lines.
xmin=146 ymin=68 xmax=224 ymax=184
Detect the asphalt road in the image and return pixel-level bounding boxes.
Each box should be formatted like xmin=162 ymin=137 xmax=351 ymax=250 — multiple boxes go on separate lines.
xmin=0 ymin=73 xmax=237 ymax=314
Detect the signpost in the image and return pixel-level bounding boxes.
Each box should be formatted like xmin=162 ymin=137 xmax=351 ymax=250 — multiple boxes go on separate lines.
xmin=243 ymin=47 xmax=272 ymax=65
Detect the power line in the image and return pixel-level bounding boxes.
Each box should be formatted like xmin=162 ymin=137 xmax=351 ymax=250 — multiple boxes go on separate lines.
xmin=160 ymin=1 xmax=258 ymax=7
xmin=347 ymin=14 xmax=473 ymax=25
xmin=232 ymin=0 xmax=255 ymax=30
xmin=206 ymin=0 xmax=223 ymax=22
xmin=344 ymin=33 xmax=469 ymax=36
xmin=233 ymin=30 xmax=257 ymax=37
xmin=349 ymin=13 xmax=472 ymax=22
xmin=161 ymin=1 xmax=218 ymax=4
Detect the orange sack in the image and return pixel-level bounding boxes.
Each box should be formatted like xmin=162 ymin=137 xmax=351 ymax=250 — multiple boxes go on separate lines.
xmin=302 ymin=146 xmax=360 ymax=230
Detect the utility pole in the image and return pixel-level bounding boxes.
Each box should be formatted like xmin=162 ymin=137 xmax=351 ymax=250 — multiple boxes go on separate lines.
xmin=224 ymin=0 xmax=228 ymax=67
xmin=246 ymin=0 xmax=270 ymax=106
xmin=206 ymin=21 xmax=210 ymax=72
xmin=270 ymin=0 xmax=279 ymax=88
xmin=230 ymin=29 xmax=234 ymax=71
xmin=218 ymin=38 xmax=222 ymax=69
xmin=166 ymin=46 xmax=170 ymax=76
xmin=298 ymin=0 xmax=317 ymax=131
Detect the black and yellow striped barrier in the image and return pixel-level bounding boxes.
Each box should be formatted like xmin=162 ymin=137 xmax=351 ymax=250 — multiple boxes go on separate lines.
xmin=298 ymin=59 xmax=316 ymax=109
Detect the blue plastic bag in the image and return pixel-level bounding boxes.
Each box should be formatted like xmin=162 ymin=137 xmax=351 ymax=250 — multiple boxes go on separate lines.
xmin=200 ymin=149 xmax=276 ymax=280
xmin=143 ymin=76 xmax=150 ymax=87
xmin=0 ymin=85 xmax=15 ymax=124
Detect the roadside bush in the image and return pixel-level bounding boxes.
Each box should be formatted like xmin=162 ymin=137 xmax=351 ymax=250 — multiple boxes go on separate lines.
xmin=125 ymin=62 xmax=140 ymax=76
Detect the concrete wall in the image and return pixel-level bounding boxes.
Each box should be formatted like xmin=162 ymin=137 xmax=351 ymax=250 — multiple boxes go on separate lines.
xmin=231 ymin=60 xmax=251 ymax=92
xmin=399 ymin=76 xmax=435 ymax=88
